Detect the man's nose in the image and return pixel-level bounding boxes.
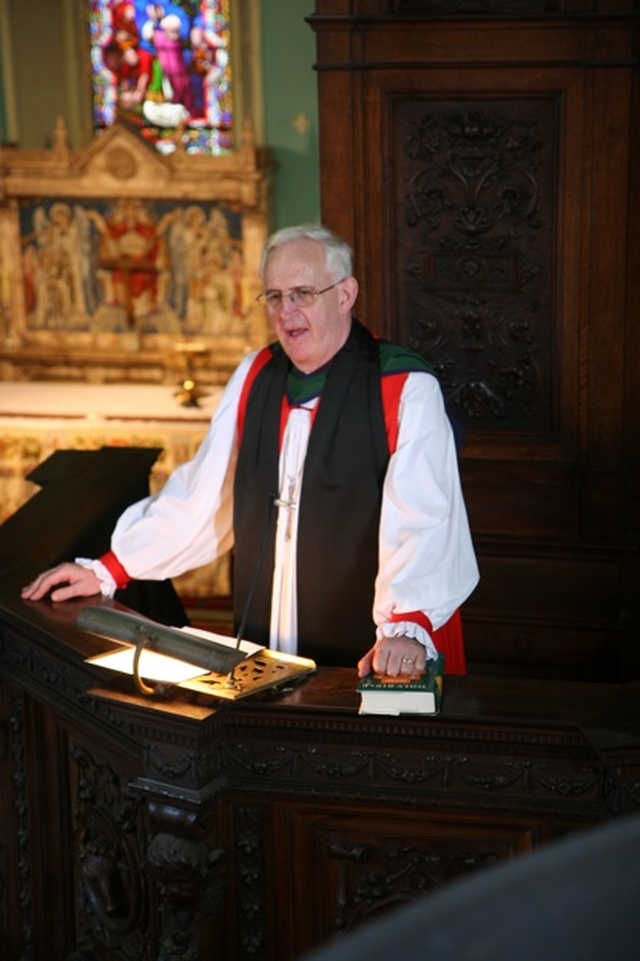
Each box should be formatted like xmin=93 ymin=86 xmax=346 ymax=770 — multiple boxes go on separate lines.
xmin=280 ymin=293 xmax=298 ymax=315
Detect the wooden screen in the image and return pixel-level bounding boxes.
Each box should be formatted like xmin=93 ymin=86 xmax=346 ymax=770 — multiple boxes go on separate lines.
xmin=308 ymin=1 xmax=640 ymax=681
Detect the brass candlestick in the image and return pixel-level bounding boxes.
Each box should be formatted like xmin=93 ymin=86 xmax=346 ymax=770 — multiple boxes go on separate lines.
xmin=173 ymin=341 xmax=209 ymax=407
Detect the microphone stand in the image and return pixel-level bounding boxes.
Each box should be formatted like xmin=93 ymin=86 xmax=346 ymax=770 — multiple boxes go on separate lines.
xmin=228 ymin=493 xmax=277 ymax=688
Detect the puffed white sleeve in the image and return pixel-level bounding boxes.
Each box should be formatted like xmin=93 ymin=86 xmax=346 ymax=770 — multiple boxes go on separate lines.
xmin=374 ymin=371 xmax=479 ymax=633
xmin=109 ymin=351 xmax=258 ymax=581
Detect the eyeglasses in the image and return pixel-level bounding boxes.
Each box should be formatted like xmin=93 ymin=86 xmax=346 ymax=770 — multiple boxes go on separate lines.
xmin=256 ymin=278 xmax=348 ymax=311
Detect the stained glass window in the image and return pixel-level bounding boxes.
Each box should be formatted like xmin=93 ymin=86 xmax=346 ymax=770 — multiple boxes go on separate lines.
xmin=88 ymin=1 xmax=233 ymax=155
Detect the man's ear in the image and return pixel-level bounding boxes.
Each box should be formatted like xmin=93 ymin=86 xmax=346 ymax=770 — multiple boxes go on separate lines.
xmin=339 ymin=276 xmax=359 ymax=312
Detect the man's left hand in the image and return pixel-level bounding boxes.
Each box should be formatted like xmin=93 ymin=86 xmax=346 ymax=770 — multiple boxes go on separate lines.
xmin=357 ymin=636 xmax=426 ymax=678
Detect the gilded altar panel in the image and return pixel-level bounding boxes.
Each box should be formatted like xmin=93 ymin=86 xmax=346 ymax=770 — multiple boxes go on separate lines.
xmin=0 ymin=118 xmax=272 ymax=384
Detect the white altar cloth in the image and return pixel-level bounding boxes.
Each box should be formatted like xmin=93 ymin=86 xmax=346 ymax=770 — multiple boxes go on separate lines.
xmin=0 ymin=382 xmax=221 ymax=423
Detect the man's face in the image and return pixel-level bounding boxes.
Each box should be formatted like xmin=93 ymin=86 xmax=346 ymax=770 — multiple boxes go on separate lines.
xmin=262 ymin=239 xmax=357 ymax=373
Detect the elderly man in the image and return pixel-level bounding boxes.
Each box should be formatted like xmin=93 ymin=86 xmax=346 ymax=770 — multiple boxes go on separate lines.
xmin=22 ymin=224 xmax=479 ymax=678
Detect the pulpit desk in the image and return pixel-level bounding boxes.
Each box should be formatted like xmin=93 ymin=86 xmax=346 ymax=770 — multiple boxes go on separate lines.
xmin=0 ymin=449 xmax=639 ymax=961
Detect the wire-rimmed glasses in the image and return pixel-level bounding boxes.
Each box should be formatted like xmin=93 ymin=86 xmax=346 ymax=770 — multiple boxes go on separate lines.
xmin=256 ymin=278 xmax=348 ymax=311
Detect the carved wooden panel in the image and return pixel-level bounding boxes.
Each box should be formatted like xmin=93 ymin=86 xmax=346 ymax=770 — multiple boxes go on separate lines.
xmin=70 ymin=742 xmax=148 ymax=956
xmin=393 ymin=97 xmax=556 ymax=437
xmin=283 ymin=804 xmax=545 ymax=952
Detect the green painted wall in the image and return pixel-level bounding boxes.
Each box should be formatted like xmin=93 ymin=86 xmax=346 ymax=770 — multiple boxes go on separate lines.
xmin=260 ymin=1 xmax=319 ymax=229
xmin=0 ymin=41 xmax=6 ymax=143
xmin=0 ymin=1 xmax=319 ymax=230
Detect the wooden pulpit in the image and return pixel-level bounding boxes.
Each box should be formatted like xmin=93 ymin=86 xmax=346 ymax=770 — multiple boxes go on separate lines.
xmin=1 ymin=448 xmax=639 ymax=960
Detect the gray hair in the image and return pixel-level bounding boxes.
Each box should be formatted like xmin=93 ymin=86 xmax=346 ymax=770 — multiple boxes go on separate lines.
xmin=259 ymin=223 xmax=353 ymax=281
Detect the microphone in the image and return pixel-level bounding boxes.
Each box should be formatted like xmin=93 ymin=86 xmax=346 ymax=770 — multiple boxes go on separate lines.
xmin=233 ymin=491 xmax=277 ymax=652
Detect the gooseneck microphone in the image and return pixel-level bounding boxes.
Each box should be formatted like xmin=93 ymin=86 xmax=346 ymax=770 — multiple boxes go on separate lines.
xmin=233 ymin=492 xmax=278 ymax=651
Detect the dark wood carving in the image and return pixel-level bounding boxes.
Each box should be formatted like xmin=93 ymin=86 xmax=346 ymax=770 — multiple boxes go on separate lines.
xmin=146 ymin=824 xmax=226 ymax=961
xmin=396 ymin=99 xmax=554 ymax=434
xmin=232 ymin=804 xmax=268 ymax=960
xmin=72 ymin=744 xmax=146 ymax=956
xmin=1 ymin=584 xmax=640 ymax=958
xmin=308 ymin=1 xmax=640 ymax=682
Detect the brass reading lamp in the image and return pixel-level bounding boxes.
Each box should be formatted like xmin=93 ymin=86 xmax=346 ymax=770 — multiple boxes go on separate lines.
xmin=78 ymin=606 xmax=316 ymax=701
xmin=78 ymin=606 xmax=245 ymax=696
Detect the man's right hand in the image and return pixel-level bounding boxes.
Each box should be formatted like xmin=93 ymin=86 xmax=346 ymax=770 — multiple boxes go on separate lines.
xmin=21 ymin=563 xmax=102 ymax=603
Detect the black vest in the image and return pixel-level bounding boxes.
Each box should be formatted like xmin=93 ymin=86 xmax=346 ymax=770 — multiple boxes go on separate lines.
xmin=232 ymin=320 xmax=390 ymax=665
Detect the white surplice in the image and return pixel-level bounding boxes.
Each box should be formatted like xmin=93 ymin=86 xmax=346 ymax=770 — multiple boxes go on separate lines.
xmin=101 ymin=350 xmax=479 ymax=656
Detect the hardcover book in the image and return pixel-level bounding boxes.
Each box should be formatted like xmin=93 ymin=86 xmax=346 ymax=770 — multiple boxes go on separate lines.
xmin=357 ymin=653 xmax=444 ymax=716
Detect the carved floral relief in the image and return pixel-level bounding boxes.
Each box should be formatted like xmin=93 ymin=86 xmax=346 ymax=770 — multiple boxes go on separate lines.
xmin=395 ymin=98 xmax=557 ymax=433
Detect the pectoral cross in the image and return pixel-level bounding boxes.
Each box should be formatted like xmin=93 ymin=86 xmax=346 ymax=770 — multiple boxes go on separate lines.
xmin=274 ymin=475 xmax=297 ymax=541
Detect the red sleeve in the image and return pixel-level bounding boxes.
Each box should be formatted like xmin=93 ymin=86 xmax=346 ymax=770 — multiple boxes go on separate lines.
xmin=98 ymin=551 xmax=132 ymax=590
xmin=389 ymin=609 xmax=467 ymax=675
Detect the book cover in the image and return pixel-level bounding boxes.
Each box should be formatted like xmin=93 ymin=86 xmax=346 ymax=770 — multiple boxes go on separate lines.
xmin=357 ymin=653 xmax=444 ymax=716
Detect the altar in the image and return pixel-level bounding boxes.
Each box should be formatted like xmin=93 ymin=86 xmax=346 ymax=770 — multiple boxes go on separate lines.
xmin=0 ymin=119 xmax=272 ymax=386
xmin=0 ymin=381 xmax=231 ymax=599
